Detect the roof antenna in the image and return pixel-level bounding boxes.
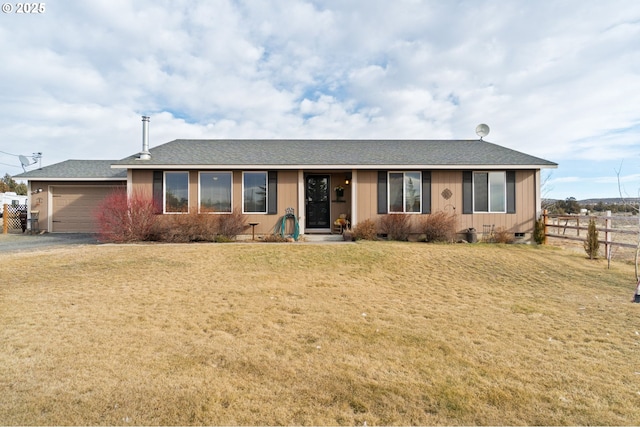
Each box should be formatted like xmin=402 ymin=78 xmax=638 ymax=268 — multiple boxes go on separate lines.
xmin=475 ymin=124 xmax=490 ymax=140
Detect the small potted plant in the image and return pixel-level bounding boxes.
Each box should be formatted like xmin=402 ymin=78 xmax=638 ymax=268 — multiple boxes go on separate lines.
xmin=334 ymin=185 xmax=344 ymax=199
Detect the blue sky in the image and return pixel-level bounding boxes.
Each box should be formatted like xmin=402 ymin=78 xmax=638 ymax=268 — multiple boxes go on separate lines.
xmin=1 ymin=0 xmax=639 ymax=200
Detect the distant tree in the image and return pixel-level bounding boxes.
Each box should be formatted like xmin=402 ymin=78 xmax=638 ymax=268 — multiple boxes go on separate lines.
xmin=0 ymin=174 xmax=27 ymax=195
xmin=560 ymin=197 xmax=581 ymax=214
xmin=547 ymin=197 xmax=581 ymax=215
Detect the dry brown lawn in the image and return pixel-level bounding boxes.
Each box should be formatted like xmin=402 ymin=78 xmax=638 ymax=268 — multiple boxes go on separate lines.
xmin=1 ymin=240 xmax=639 ymax=425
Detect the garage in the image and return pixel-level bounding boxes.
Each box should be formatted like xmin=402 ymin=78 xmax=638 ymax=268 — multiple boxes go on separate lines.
xmin=51 ymin=186 xmax=117 ymax=233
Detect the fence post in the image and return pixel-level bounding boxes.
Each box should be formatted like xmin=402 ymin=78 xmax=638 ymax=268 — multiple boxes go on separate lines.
xmin=605 ymin=210 xmax=611 ymax=261
xmin=543 ymin=209 xmax=548 ymax=244
xmin=2 ymin=204 xmax=7 ymax=234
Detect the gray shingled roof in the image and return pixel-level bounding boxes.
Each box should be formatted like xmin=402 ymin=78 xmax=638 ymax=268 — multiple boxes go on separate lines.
xmin=112 ymin=139 xmax=557 ymax=169
xmin=15 ymin=139 xmax=556 ymax=181
xmin=14 ymin=160 xmax=127 ymax=180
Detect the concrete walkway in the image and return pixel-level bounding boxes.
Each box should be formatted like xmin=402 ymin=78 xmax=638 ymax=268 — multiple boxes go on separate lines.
xmin=0 ymin=233 xmax=100 ymax=253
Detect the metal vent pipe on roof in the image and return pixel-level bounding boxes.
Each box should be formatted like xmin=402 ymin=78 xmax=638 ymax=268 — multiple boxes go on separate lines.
xmin=139 ymin=115 xmax=151 ymax=160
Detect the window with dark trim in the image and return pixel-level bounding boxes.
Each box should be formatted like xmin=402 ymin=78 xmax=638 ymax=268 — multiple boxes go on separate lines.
xmin=165 ymin=171 xmax=189 ymax=213
xmin=243 ymin=171 xmax=267 ymax=213
xmin=378 ymin=170 xmax=431 ymax=214
xmin=199 ymin=172 xmax=232 ymax=213
xmin=152 ymin=171 xmax=163 ymax=213
xmin=463 ymin=170 xmax=516 ymax=214
xmin=389 ymin=171 xmax=422 ymax=213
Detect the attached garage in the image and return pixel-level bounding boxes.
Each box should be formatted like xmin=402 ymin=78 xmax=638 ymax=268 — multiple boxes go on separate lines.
xmin=51 ymin=186 xmax=117 ymax=233
xmin=14 ymin=160 xmax=128 ymax=233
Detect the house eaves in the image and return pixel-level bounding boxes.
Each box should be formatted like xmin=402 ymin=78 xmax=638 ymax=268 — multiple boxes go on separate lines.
xmin=111 ymin=139 xmax=558 ymax=170
xmin=111 ymin=163 xmax=555 ymax=171
xmin=15 ymin=160 xmax=127 ymax=181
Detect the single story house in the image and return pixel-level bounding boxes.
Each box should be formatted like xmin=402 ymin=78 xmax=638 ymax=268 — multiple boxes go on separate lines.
xmin=16 ymin=118 xmax=557 ymax=239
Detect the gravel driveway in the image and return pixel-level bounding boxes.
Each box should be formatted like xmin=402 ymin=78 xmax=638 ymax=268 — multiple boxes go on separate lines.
xmin=0 ymin=233 xmax=100 ymax=253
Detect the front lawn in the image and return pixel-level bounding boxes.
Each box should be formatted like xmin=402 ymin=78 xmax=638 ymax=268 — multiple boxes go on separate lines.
xmin=1 ymin=242 xmax=638 ymax=425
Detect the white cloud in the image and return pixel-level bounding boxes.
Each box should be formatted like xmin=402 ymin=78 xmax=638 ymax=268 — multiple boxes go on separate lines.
xmin=0 ymin=0 xmax=639 ymax=198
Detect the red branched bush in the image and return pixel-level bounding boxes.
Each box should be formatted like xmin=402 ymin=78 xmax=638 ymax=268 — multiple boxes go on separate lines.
xmin=94 ymin=189 xmax=157 ymax=243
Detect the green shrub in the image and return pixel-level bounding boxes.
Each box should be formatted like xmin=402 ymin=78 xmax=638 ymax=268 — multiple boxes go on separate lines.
xmin=584 ymin=218 xmax=600 ymax=259
xmin=533 ymin=216 xmax=546 ymax=244
xmin=352 ymin=218 xmax=378 ymax=241
xmin=422 ymin=211 xmax=457 ymax=243
xmin=379 ymin=214 xmax=411 ymax=241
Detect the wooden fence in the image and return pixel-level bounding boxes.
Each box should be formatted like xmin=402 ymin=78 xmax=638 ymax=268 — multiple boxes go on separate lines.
xmin=2 ymin=203 xmax=28 ymax=234
xmin=542 ymin=210 xmax=639 ymax=259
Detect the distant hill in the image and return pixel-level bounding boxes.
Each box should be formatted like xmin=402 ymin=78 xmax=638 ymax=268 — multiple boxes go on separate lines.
xmin=544 ymin=198 xmax=640 ymax=205
xmin=579 ymin=198 xmax=640 ymax=205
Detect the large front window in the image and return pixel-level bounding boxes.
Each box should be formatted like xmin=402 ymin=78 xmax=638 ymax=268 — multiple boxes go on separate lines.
xmin=199 ymin=172 xmax=232 ymax=213
xmin=165 ymin=171 xmax=189 ymax=213
xmin=474 ymin=171 xmax=505 ymax=212
xmin=243 ymin=172 xmax=267 ymax=213
xmin=389 ymin=172 xmax=421 ymax=213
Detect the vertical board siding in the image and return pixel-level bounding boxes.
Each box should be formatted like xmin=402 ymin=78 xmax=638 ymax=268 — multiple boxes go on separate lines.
xmin=130 ymin=168 xmax=538 ymax=238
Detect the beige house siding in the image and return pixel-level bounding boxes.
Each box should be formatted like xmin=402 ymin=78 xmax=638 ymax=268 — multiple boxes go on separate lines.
xmin=355 ymin=169 xmax=538 ymax=239
xmin=130 ymin=170 xmax=153 ymax=197
xmin=123 ymin=168 xmax=539 ymax=239
xmin=354 ymin=170 xmax=378 ymax=224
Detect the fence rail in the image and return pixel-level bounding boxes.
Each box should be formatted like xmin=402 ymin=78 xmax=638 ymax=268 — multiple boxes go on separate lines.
xmin=542 ymin=211 xmax=639 ymax=256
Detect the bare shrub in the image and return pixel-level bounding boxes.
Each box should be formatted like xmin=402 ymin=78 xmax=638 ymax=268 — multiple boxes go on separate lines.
xmin=379 ymin=214 xmax=411 ymax=241
xmin=217 ymin=211 xmax=248 ymax=240
xmin=155 ymin=210 xmax=218 ymax=242
xmin=422 ymin=211 xmax=457 ymax=243
xmin=352 ymin=218 xmax=378 ymax=241
xmin=262 ymin=234 xmax=290 ymax=243
xmin=494 ymin=227 xmax=515 ymax=244
xmin=94 ymin=189 xmax=157 ymax=243
xmin=151 ymin=210 xmax=247 ymax=243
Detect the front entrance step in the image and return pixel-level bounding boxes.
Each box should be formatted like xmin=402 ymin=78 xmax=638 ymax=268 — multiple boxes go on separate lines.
xmin=303 ymin=233 xmax=345 ymax=242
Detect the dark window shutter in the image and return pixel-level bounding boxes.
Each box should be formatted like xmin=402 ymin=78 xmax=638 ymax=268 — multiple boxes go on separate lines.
xmin=152 ymin=171 xmax=163 ymax=213
xmin=506 ymin=170 xmax=516 ymax=214
xmin=462 ymin=171 xmax=473 ymax=214
xmin=421 ymin=171 xmax=431 ymax=214
xmin=267 ymin=171 xmax=278 ymax=214
xmin=377 ymin=171 xmax=388 ymax=214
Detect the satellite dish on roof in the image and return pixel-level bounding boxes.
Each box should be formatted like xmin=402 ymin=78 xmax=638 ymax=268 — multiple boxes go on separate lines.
xmin=18 ymin=152 xmax=42 ymax=171
xmin=475 ymin=123 xmax=490 ymax=140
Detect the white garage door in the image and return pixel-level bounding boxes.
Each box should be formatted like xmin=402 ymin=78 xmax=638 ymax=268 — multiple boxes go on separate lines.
xmin=51 ymin=186 xmax=115 ymax=232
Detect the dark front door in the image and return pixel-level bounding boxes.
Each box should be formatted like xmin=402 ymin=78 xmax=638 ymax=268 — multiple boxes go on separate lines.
xmin=305 ymin=175 xmax=330 ymax=229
